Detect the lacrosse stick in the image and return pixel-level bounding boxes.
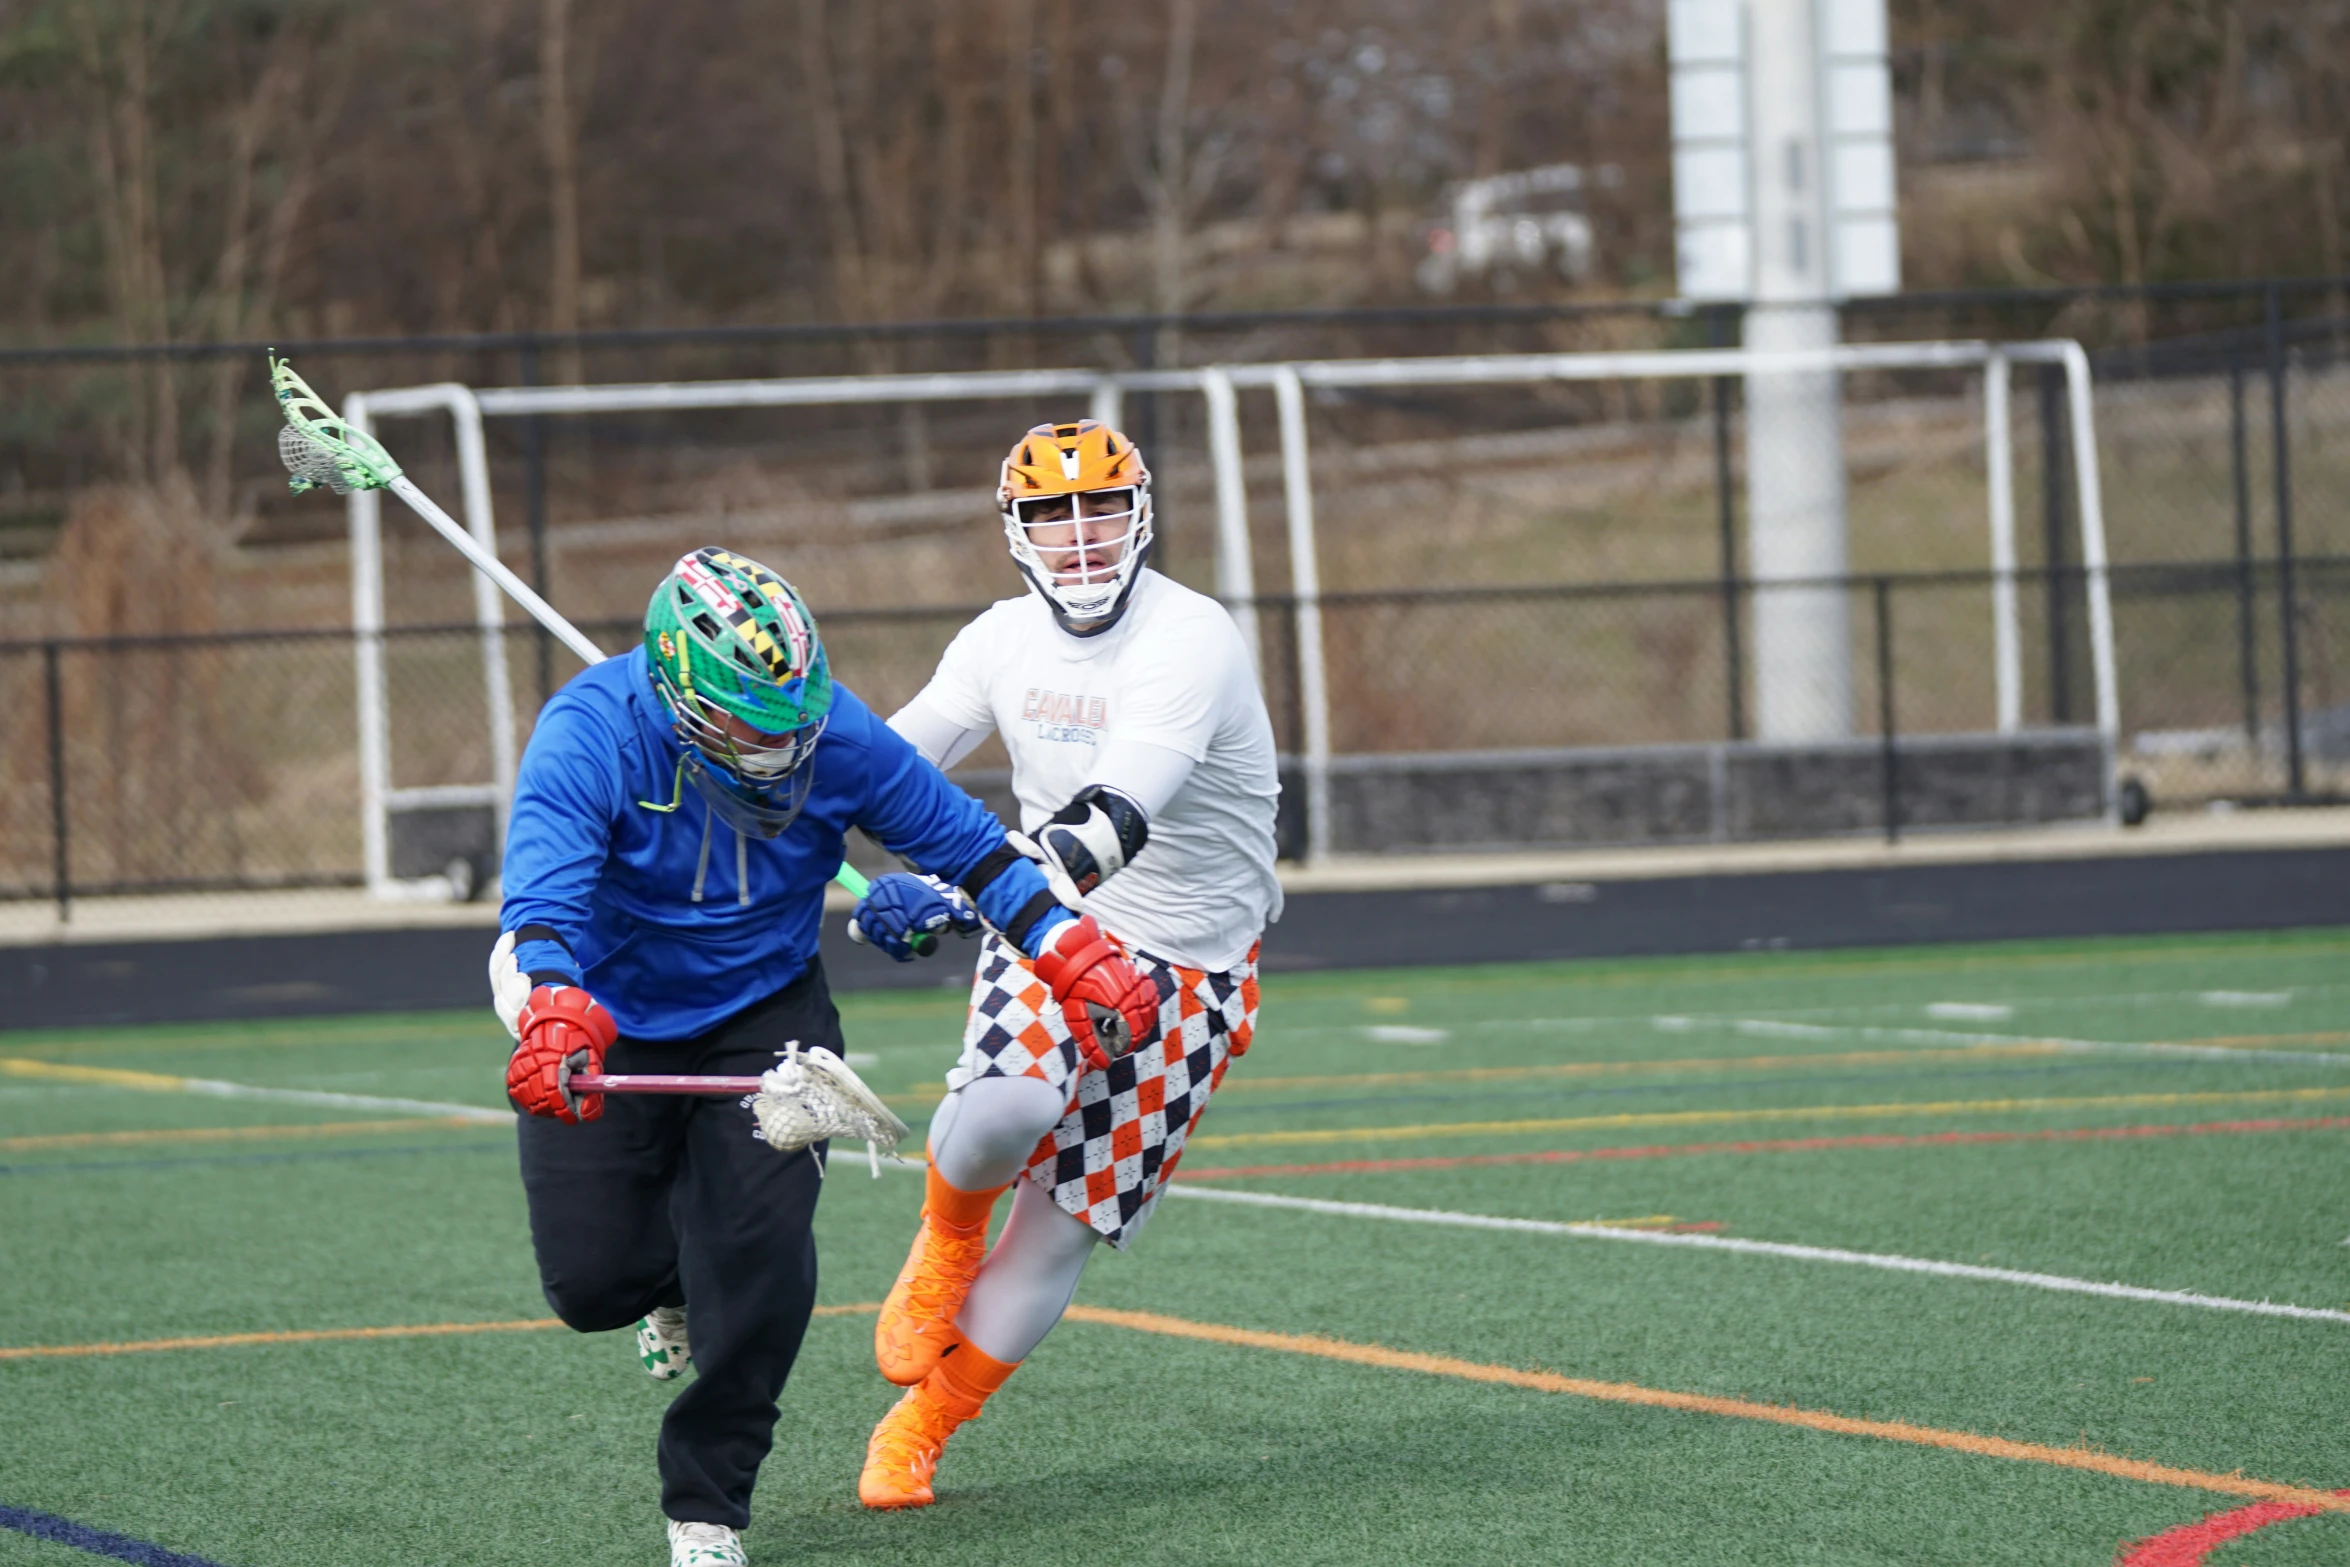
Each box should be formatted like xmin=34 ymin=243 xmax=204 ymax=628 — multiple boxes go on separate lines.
xmin=572 ymin=1041 xmax=912 ymax=1178
xmin=271 ymin=353 xmax=871 ymax=903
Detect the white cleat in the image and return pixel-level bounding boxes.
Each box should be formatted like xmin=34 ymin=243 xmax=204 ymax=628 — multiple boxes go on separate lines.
xmin=636 ymin=1306 xmax=691 ymax=1381
xmin=666 ymin=1518 xmax=746 ymax=1567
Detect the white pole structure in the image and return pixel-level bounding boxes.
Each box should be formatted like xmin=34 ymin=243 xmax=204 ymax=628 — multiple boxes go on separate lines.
xmin=2062 ymin=340 xmax=2121 ymax=801
xmin=1984 ymin=350 xmax=2022 ymax=733
xmin=345 ymin=393 xmax=392 ymax=897
xmin=1272 ymin=367 xmax=1333 ymax=864
xmin=1743 ymin=0 xmax=1852 ymax=742
xmin=367 ymin=336 xmax=2116 ymax=863
xmin=1198 ymin=367 xmax=1262 ymax=673
xmin=348 ymin=383 xmax=550 ymax=897
xmin=1088 ymin=376 xmax=1123 ymax=430
xmin=450 ymin=392 xmax=519 ymax=841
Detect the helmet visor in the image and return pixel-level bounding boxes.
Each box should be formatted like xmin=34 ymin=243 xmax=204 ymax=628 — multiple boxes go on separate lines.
xmin=673 ymin=696 xmax=825 ymax=782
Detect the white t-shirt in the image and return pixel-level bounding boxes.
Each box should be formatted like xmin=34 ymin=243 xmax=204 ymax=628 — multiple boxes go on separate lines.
xmin=891 ymin=569 xmax=1282 ymax=972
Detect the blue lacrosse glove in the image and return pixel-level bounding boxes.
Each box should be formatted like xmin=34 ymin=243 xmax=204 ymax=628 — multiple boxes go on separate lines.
xmin=847 ymin=873 xmax=983 ymax=961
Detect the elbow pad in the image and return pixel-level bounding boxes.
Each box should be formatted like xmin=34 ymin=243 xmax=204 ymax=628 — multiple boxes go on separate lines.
xmin=1034 ymin=785 xmax=1150 ymax=899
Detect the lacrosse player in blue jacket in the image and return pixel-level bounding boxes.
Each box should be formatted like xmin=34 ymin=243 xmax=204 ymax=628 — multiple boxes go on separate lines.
xmin=491 ymin=547 xmax=1159 ymax=1567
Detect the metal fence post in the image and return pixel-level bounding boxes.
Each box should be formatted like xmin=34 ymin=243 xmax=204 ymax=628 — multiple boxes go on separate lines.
xmin=1199 ymin=367 xmax=1261 ymax=673
xmin=2039 ymin=362 xmax=2072 ymax=724
xmin=521 ymin=337 xmax=553 ymax=705
xmin=42 ymin=640 xmax=69 ymax=922
xmin=2266 ymin=284 xmax=2307 ymax=797
xmin=1708 ymin=305 xmax=1745 ymax=741
xmin=2228 ymin=361 xmax=2259 ymax=745
xmin=1875 ymin=577 xmax=1899 ymax=845
xmin=1131 ymin=327 xmax=1161 ymax=574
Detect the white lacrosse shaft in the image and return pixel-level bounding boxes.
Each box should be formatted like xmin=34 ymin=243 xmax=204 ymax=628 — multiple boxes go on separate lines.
xmin=568 ymin=1074 xmax=762 ymax=1094
xmin=383 ymin=473 xmax=608 ymax=667
xmin=384 ymin=470 xmax=868 ymax=896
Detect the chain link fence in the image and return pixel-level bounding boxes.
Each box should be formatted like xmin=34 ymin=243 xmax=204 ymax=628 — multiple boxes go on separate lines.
xmin=8 ymin=286 xmax=2350 ymax=919
xmin=7 ymin=549 xmax=2347 ymax=913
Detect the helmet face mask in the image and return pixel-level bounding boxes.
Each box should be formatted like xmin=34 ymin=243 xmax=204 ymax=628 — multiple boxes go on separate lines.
xmin=997 ymin=421 xmax=1153 ymax=634
xmin=678 ymin=745 xmax=818 ymax=838
xmin=644 ymin=547 xmax=832 ymax=836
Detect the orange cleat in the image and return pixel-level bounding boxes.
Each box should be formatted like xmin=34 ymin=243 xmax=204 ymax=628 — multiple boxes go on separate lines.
xmin=858 ymin=1343 xmax=1019 ymax=1510
xmin=858 ymin=1383 xmax=963 ymax=1509
xmin=874 ymin=1177 xmax=1002 ymax=1385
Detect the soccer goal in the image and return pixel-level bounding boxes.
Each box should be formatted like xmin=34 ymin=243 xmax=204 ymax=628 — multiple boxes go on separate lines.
xmin=346 ymin=339 xmax=2110 ymax=893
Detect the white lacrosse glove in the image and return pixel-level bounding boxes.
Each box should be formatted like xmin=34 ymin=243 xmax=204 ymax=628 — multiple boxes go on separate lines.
xmin=488 ymin=930 xmax=532 ymax=1043
xmin=748 ymin=1042 xmax=913 ymax=1178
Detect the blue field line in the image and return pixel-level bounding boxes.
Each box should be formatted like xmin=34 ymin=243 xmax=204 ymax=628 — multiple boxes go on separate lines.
xmin=0 ymin=1505 xmax=234 ymax=1567
xmin=0 ymin=1142 xmax=513 ymax=1179
xmin=1195 ymin=1053 xmax=2305 ymax=1119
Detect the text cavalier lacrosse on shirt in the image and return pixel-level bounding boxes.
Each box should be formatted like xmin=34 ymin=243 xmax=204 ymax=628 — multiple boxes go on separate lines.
xmin=1022 ymin=688 xmax=1109 ymax=745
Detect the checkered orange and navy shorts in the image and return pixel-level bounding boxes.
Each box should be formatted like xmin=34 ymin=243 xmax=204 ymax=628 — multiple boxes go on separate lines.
xmin=946 ymin=929 xmax=1261 ymax=1248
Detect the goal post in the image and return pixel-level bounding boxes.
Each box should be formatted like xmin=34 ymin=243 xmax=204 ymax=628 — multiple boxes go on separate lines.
xmin=1228 ymin=339 xmax=2115 ymax=860
xmin=349 ymin=339 xmax=2111 ymax=892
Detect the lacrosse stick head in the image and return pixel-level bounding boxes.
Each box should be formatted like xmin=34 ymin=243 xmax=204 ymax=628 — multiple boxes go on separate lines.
xmin=749 ymin=1042 xmax=911 ymax=1178
xmin=270 ymin=354 xmax=403 ymax=496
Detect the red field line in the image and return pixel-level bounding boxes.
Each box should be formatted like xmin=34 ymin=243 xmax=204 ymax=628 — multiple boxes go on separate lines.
xmin=2117 ymin=1490 xmax=2350 ymax=1565
xmin=1173 ymin=1114 xmax=2350 ymax=1182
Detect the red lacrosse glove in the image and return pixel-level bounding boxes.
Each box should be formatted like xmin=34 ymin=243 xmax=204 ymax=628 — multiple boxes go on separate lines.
xmin=1031 ymin=915 xmax=1160 ymax=1073
xmin=507 ymin=985 xmax=618 ymax=1123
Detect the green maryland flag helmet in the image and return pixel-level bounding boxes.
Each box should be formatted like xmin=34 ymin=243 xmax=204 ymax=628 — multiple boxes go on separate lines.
xmin=644 ymin=549 xmax=833 ymax=825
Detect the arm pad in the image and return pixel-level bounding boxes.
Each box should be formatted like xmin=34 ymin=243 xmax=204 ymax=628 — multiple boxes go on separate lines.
xmin=958 ymin=841 xmax=1073 ymax=955
xmin=1035 ymin=785 xmax=1149 ymax=899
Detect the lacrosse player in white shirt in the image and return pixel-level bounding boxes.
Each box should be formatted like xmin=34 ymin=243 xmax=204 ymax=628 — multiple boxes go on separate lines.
xmin=846 ymin=418 xmax=1282 ymax=1508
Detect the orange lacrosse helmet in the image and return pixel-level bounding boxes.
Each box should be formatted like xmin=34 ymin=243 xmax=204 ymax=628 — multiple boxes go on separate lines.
xmin=997 ymin=419 xmax=1154 ymax=633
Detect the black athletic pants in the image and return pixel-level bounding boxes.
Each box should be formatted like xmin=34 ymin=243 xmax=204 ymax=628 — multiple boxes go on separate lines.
xmin=515 ymin=960 xmax=838 ymax=1531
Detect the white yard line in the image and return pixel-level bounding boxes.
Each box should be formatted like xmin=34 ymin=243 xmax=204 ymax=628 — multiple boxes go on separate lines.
xmin=1285 ymin=988 xmax=2350 ymax=1039
xmin=1926 ymin=1002 xmax=2014 ymax=1022
xmin=1806 ymin=1023 xmax=2350 ymax=1071
xmin=0 ymin=1058 xmax=510 ymax=1124
xmin=1167 ymin=1186 xmax=2350 ymax=1326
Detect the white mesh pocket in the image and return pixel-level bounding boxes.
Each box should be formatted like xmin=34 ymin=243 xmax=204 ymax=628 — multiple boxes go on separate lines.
xmin=749 ymin=1042 xmax=912 ymax=1178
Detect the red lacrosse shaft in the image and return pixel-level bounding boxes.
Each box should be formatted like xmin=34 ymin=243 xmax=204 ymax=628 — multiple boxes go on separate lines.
xmin=568 ymin=1073 xmax=765 ymax=1096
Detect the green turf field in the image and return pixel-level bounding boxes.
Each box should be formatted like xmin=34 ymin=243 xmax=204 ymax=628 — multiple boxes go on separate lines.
xmin=4 ymin=929 xmax=2349 ymax=1566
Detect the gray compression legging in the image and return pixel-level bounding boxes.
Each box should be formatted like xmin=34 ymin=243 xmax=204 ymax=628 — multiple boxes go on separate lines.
xmin=926 ymin=1075 xmax=1100 ymax=1364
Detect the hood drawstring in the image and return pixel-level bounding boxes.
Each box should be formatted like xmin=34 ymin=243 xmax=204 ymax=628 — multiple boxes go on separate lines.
xmin=691 ymin=809 xmax=714 ymax=904
xmin=667 ymin=761 xmax=757 ymax=911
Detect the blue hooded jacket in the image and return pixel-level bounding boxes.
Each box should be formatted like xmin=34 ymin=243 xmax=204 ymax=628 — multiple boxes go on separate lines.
xmin=500 ymin=648 xmax=1040 ymax=1039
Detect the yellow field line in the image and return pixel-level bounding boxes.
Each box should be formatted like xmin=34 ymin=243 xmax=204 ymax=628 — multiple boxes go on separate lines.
xmin=1185 ymin=1086 xmax=2350 ymax=1150
xmin=0 ymin=1118 xmax=496 ymax=1153
xmin=868 ymin=1043 xmax=2075 ymax=1108
xmin=0 ymin=1304 xmax=882 ymax=1361
xmin=12 ymin=1299 xmax=2341 ymax=1512
xmin=1 ymin=1059 xmax=190 ymax=1090
xmin=1060 ymin=1305 xmax=2350 ymax=1512
xmin=0 ymin=1022 xmax=500 ymax=1061
xmin=880 ymin=1032 xmax=2334 ymax=1109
